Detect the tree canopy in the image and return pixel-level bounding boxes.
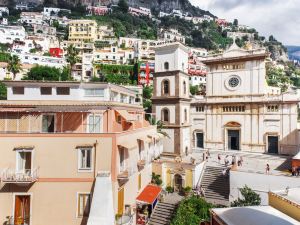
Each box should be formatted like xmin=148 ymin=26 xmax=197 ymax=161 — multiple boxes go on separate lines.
xmin=171 ymin=196 xmax=213 ymax=225
xmin=23 ymin=65 xmax=71 ymax=81
xmin=231 ymin=185 xmax=261 ymax=207
xmin=7 ymin=55 xmax=22 ymax=80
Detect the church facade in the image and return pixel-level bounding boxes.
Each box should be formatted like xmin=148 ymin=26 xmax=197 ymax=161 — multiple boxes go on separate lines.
xmin=153 ymin=42 xmax=300 ymax=156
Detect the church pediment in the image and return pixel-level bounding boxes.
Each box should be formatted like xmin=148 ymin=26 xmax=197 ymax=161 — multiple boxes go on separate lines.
xmin=225 ymin=122 xmax=241 ymax=127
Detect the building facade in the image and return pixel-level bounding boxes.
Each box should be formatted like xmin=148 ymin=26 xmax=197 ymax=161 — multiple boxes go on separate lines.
xmin=0 ymin=81 xmax=163 ymax=225
xmin=153 ymin=42 xmax=299 ymax=157
xmin=191 ymin=43 xmax=300 ymax=155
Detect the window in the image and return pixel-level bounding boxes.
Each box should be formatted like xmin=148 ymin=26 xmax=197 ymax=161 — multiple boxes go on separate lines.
xmin=183 ymin=81 xmax=187 ymax=94
xmin=78 ymin=148 xmax=92 ymax=170
xmin=42 ymin=115 xmax=55 ymax=132
xmin=196 ymin=106 xmax=204 ymax=112
xmin=162 ymin=80 xmax=169 ymax=95
xmin=88 ymin=114 xmax=101 ymax=133
xmin=84 ymin=88 xmax=104 ymax=97
xmin=77 ymin=193 xmax=90 ymax=217
xmin=228 ymin=77 xmax=240 ymax=88
xmin=40 ymin=87 xmax=52 ymax=95
xmin=12 ymin=87 xmax=24 ymax=95
xmin=119 ymin=148 xmax=126 ymax=172
xmin=16 ymin=150 xmax=32 ymax=172
xmin=223 ymin=106 xmax=245 ymax=112
xmin=56 ymin=87 xmax=70 ymax=95
xmin=164 ymin=62 xmax=169 ymax=71
xmin=162 ymin=108 xmax=169 ymax=122
xmin=267 ymin=105 xmax=279 ymax=112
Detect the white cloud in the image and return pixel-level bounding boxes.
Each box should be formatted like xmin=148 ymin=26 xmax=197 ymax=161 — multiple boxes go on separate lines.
xmin=190 ymin=0 xmax=300 ymax=45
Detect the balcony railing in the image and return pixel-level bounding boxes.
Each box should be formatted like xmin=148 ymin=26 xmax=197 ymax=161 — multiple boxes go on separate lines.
xmin=117 ymin=166 xmax=135 ymax=180
xmin=5 ymin=216 xmax=30 ymax=225
xmin=1 ymin=168 xmax=38 ymax=183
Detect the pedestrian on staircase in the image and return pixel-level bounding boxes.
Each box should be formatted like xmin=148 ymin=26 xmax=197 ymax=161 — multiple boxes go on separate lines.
xmin=224 ymin=155 xmax=229 ymax=166
xmin=218 ymin=154 xmax=221 ymax=164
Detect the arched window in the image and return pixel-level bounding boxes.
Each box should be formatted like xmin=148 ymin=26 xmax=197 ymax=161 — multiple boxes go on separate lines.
xmin=184 ymin=109 xmax=188 ymax=122
xmin=164 ymin=62 xmax=169 ymax=71
xmin=162 ymin=108 xmax=169 ymax=123
xmin=183 ymin=81 xmax=187 ymax=95
xmin=162 ymin=80 xmax=169 ymax=95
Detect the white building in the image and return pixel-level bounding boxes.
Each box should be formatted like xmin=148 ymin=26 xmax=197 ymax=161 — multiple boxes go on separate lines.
xmin=0 ymin=25 xmax=26 ymax=44
xmin=16 ymin=53 xmax=67 ymax=69
xmin=190 ymin=43 xmax=300 ymax=155
xmin=161 ymin=29 xmax=185 ymax=44
xmin=43 ymin=7 xmax=71 ymax=17
xmin=20 ymin=12 xmax=45 ymax=25
xmin=93 ymin=46 xmax=135 ymax=65
xmin=152 ymin=42 xmax=300 ymax=157
xmin=33 ymin=24 xmax=56 ymax=36
xmin=129 ymin=7 xmax=152 ymax=17
xmin=0 ymin=7 xmax=9 ymax=17
xmin=5 ymin=81 xmax=138 ymax=105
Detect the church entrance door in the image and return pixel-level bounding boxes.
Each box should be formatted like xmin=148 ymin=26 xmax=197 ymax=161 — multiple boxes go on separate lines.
xmin=196 ymin=132 xmax=204 ymax=148
xmin=268 ymin=136 xmax=279 ymax=154
xmin=228 ymin=130 xmax=240 ymax=150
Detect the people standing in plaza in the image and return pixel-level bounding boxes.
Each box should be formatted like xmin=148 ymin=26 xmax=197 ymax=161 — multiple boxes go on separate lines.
xmin=266 ymin=164 xmax=270 ymax=175
xmin=218 ymin=154 xmax=221 ymax=164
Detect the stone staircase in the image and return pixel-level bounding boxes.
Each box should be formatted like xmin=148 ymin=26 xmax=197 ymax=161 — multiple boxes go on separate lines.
xmin=200 ymin=166 xmax=230 ymax=206
xmin=148 ymin=202 xmax=177 ymax=225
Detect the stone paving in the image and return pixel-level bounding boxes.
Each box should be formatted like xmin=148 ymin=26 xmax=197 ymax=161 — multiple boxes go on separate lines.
xmin=185 ymin=149 xmax=293 ymax=176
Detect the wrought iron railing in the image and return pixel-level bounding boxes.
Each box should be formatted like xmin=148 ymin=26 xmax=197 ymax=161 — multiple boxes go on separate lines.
xmin=1 ymin=168 xmax=38 ymax=183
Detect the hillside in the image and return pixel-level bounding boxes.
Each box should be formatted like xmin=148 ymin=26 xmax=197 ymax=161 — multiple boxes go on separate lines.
xmin=286 ymin=46 xmax=300 ymax=61
xmin=125 ymin=0 xmax=215 ymax=17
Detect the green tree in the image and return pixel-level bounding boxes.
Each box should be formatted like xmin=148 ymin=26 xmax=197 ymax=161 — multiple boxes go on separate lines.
xmin=151 ymin=173 xmax=162 ymax=186
xmin=231 ymin=185 xmax=261 ymax=207
xmin=171 ymin=196 xmax=213 ymax=225
xmin=7 ymin=55 xmax=22 ymax=80
xmin=148 ymin=117 xmax=170 ymax=138
xmin=190 ymin=85 xmax=199 ymax=95
xmin=118 ymin=0 xmax=129 ymax=13
xmin=23 ymin=65 xmax=71 ymax=81
xmin=0 ymin=82 xmax=7 ymax=100
xmin=66 ymin=44 xmax=79 ymax=78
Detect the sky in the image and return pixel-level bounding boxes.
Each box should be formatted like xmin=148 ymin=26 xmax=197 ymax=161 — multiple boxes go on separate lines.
xmin=190 ymin=0 xmax=300 ymax=46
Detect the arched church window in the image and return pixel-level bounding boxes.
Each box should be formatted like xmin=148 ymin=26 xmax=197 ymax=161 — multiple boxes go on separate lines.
xmin=184 ymin=109 xmax=188 ymax=122
xmin=162 ymin=108 xmax=169 ymax=122
xmin=164 ymin=62 xmax=169 ymax=71
xmin=162 ymin=80 xmax=169 ymax=95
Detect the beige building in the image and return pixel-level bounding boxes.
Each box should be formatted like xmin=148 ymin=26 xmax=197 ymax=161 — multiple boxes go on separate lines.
xmin=191 ymin=43 xmax=300 ymax=155
xmin=0 ymin=81 xmax=163 ymax=225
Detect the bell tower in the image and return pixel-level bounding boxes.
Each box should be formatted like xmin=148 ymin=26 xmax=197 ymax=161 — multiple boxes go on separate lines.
xmin=152 ymin=43 xmax=191 ymax=157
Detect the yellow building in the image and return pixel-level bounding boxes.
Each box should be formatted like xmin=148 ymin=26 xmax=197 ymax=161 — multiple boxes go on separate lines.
xmin=269 ymin=188 xmax=300 ymax=221
xmin=68 ymin=20 xmax=114 ymax=43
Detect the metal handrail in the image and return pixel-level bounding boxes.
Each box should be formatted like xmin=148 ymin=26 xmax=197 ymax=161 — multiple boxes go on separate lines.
xmin=1 ymin=168 xmax=38 ymax=183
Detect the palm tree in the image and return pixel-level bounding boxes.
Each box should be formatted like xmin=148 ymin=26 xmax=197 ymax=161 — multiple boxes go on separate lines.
xmin=66 ymin=44 xmax=79 ymax=79
xmin=7 ymin=55 xmax=22 ymax=80
xmin=148 ymin=117 xmax=169 ymax=138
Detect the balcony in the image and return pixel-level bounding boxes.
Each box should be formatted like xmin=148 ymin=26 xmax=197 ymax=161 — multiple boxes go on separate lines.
xmin=137 ymin=160 xmax=146 ymax=170
xmin=1 ymin=168 xmax=38 ymax=184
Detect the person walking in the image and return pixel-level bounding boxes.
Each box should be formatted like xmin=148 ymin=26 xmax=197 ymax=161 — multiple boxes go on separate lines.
xmin=218 ymin=154 xmax=221 ymax=164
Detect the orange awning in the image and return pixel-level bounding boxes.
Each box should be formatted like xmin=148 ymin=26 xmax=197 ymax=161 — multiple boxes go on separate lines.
xmin=136 ymin=185 xmax=162 ymax=205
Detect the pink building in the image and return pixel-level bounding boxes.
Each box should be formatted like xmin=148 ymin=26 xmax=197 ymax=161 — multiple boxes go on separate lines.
xmin=0 ymin=81 xmax=163 ymax=225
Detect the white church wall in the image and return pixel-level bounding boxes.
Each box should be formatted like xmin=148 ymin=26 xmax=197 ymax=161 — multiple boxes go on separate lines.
xmin=162 ymin=129 xmax=175 ymax=153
